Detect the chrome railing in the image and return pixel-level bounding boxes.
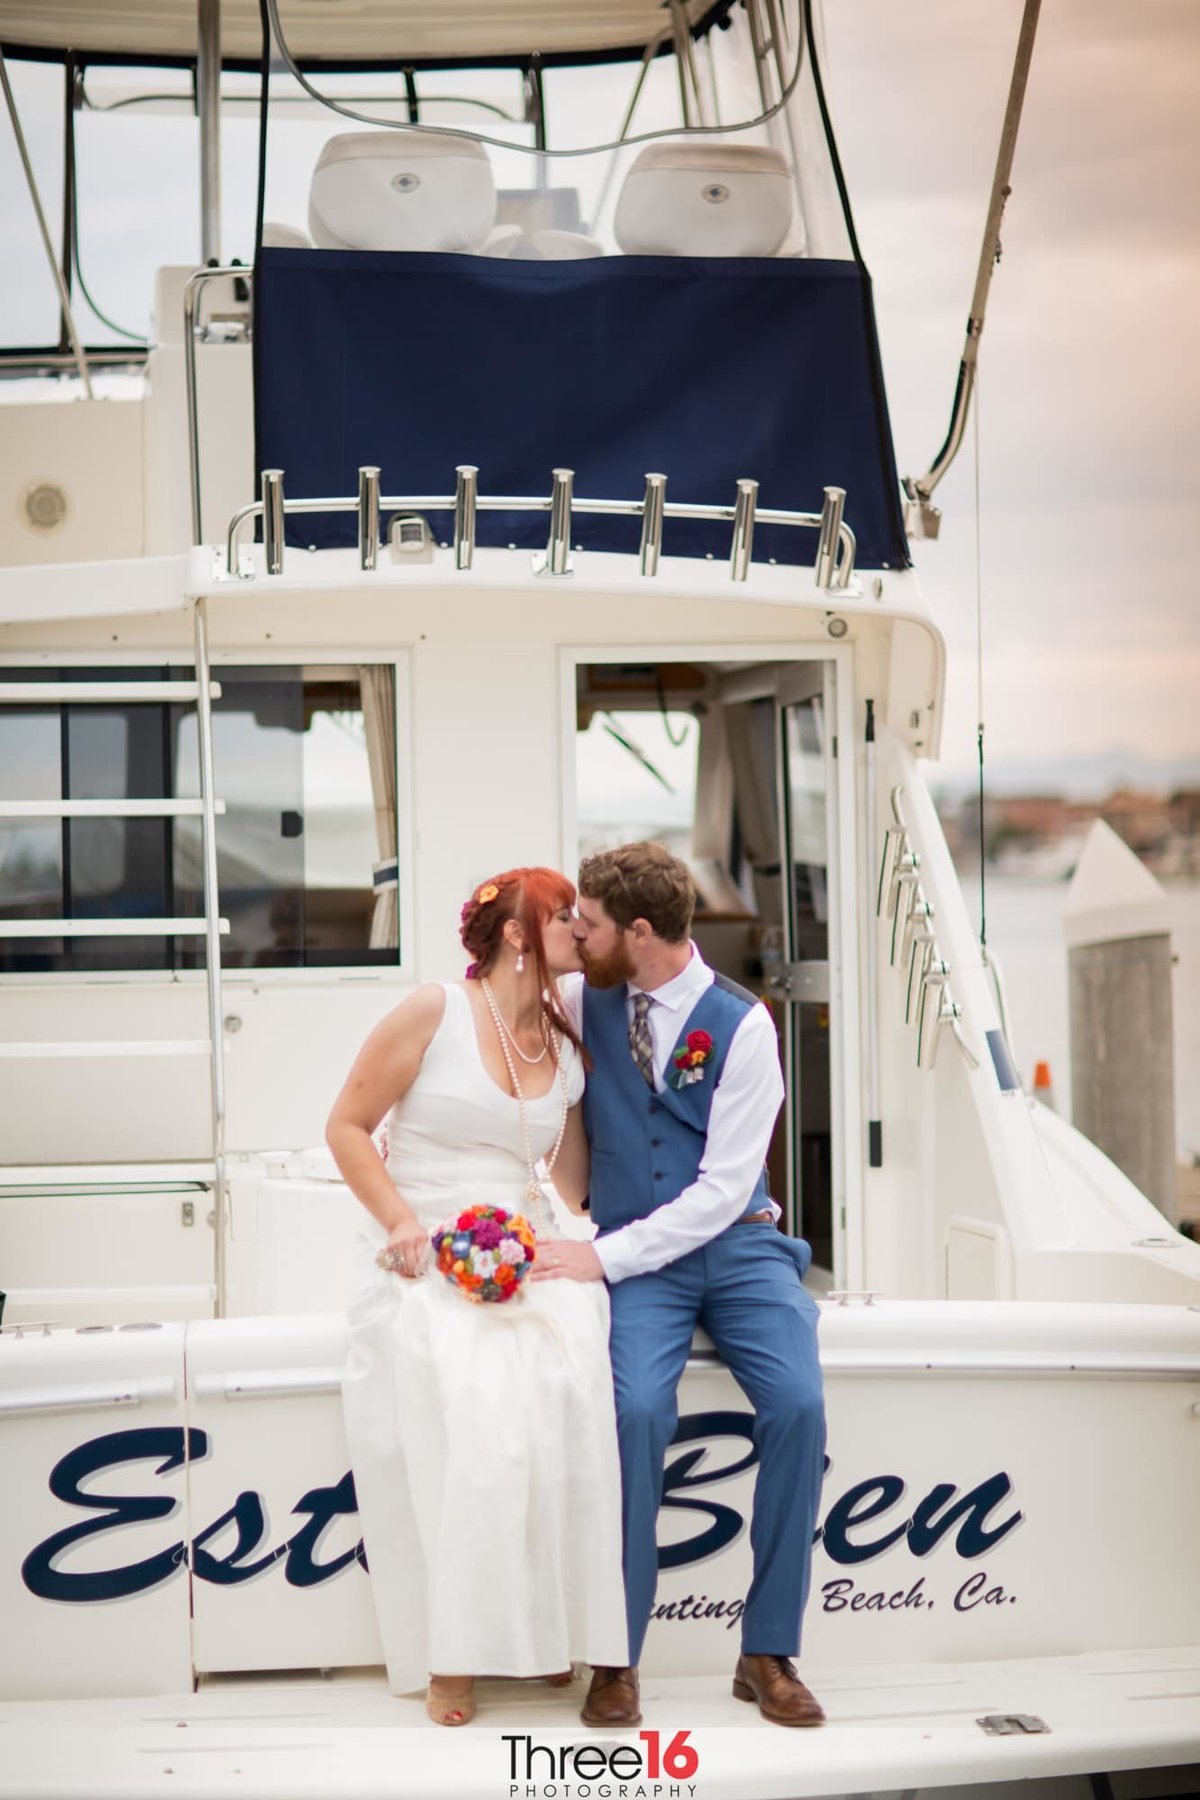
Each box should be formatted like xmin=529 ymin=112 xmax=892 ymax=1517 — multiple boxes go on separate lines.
xmin=222 ymin=465 xmax=857 ymax=589
xmin=184 ymin=264 xmax=254 ymax=546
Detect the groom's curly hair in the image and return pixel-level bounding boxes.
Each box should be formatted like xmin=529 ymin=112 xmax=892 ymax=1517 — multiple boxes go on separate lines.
xmin=578 ymin=842 xmax=695 ymax=943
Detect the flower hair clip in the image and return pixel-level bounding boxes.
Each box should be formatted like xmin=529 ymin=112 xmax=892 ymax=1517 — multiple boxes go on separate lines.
xmin=461 ymin=881 xmax=500 ymax=925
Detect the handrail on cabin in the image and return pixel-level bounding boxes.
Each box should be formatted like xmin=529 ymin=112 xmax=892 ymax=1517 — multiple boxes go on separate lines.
xmin=221 ymin=467 xmax=858 ymax=591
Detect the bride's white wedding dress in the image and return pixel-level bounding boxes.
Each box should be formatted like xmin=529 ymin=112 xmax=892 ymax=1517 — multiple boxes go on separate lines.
xmin=342 ymin=981 xmax=629 ymax=1694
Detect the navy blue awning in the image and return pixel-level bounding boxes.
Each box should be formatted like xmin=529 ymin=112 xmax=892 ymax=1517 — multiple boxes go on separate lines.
xmin=253 ymin=247 xmax=909 ymax=571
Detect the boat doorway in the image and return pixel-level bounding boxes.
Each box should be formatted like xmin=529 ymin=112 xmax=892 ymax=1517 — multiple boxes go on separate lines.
xmin=570 ymin=654 xmax=848 ymax=1285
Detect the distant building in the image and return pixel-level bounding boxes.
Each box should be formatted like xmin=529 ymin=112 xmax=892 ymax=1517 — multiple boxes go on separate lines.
xmin=935 ymin=786 xmax=1196 ymax=877
xmin=1099 ymin=790 xmax=1173 ymax=855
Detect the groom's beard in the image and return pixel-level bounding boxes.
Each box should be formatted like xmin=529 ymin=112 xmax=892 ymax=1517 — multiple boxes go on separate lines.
xmin=581 ymin=934 xmax=636 ymax=990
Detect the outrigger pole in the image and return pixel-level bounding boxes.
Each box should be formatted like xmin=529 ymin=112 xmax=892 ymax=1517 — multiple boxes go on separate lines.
xmin=903 ymin=0 xmax=1042 ymax=538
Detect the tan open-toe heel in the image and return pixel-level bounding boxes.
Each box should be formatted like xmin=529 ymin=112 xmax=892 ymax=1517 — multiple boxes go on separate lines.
xmin=426 ymin=1675 xmax=476 ymax=1726
xmin=544 ymin=1669 xmax=575 ymax=1688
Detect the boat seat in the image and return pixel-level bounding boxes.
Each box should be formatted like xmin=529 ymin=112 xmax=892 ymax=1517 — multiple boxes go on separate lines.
xmin=481 ymin=223 xmax=523 ymax=257
xmin=501 ymin=228 xmax=604 ymax=260
xmin=614 ymin=139 xmax=796 ymax=257
xmin=308 ymin=130 xmax=496 ymax=253
xmin=260 ymin=221 xmax=313 ymax=249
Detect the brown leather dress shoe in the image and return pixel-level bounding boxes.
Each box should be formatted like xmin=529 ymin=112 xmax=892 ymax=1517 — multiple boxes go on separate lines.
xmin=733 ymin=1654 xmax=825 ymax=1726
xmin=581 ymin=1665 xmax=642 ymax=1726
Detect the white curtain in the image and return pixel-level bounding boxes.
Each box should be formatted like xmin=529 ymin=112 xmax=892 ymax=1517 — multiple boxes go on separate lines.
xmin=358 ymin=666 xmax=399 ymax=951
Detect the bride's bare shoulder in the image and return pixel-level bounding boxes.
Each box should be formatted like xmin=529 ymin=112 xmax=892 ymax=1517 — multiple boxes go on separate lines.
xmin=375 ymin=982 xmax=448 ymax=1049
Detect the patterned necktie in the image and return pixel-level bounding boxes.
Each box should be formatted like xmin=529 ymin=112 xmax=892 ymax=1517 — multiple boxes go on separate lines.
xmin=630 ymin=991 xmax=655 ymax=1088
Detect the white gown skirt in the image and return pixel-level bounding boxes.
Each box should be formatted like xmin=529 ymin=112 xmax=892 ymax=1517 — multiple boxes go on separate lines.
xmin=343 ymin=1219 xmax=629 ymax=1693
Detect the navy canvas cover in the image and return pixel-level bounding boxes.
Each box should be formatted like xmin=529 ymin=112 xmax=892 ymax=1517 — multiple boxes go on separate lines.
xmin=253 ymin=247 xmax=909 ymax=570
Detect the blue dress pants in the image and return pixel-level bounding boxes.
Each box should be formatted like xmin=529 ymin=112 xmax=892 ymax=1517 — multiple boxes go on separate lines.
xmin=607 ymin=1222 xmax=825 ymax=1665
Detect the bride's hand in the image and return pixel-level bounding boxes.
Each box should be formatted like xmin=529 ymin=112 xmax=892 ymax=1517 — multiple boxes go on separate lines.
xmin=379 ymin=1217 xmax=430 ymax=1279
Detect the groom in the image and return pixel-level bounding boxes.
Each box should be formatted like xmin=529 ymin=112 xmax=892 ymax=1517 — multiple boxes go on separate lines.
xmin=535 ymin=841 xmax=826 ymax=1728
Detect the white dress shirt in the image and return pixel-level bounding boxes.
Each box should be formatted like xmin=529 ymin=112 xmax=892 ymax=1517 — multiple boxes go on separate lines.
xmin=560 ymin=946 xmax=784 ymax=1283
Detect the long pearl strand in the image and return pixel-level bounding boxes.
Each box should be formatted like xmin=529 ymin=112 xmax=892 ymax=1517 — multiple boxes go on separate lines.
xmin=485 ymin=980 xmax=550 ymax=1065
xmin=480 ymin=978 xmax=568 ymax=1240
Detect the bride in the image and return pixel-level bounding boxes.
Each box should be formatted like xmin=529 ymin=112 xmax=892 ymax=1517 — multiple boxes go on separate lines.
xmin=327 ymin=867 xmax=628 ymax=1725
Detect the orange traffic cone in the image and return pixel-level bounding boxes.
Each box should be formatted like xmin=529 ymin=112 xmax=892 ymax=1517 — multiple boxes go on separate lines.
xmin=1032 ymin=1060 xmax=1056 ymax=1112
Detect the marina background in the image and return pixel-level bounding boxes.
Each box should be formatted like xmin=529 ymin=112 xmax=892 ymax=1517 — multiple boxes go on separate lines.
xmin=827 ymin=0 xmax=1200 ymax=1208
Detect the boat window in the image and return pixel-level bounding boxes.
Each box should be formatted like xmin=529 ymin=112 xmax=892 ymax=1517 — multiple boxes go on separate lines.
xmin=0 ymin=663 xmax=399 ymax=974
xmin=71 ymin=65 xmax=206 ymax=346
xmin=0 ymin=58 xmax=66 ymax=351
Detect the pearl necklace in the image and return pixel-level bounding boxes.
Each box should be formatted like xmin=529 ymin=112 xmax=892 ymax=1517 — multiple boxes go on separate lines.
xmin=480 ymin=977 xmax=568 ymax=1239
xmin=481 ymin=977 xmax=549 ymax=1064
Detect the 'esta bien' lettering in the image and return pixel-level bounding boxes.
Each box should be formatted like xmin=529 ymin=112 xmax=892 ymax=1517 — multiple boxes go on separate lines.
xmin=20 ymin=1418 xmax=1023 ymax=1606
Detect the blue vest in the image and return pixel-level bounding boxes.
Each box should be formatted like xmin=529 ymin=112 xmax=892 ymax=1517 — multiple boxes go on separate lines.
xmin=582 ymin=973 xmax=772 ymax=1231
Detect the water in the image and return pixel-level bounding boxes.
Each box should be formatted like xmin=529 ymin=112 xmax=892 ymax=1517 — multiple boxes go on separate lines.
xmin=967 ymin=876 xmax=1200 ymax=1159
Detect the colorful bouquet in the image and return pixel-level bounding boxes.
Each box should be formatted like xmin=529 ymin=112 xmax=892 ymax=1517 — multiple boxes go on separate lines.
xmin=430 ymin=1204 xmax=536 ymax=1303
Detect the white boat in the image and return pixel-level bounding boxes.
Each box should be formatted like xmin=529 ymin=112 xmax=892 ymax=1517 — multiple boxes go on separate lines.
xmin=1 ymin=3 xmax=1198 ymax=1795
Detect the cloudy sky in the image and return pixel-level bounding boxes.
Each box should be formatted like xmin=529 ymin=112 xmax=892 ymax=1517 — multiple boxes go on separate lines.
xmin=824 ymin=0 xmax=1200 ymax=790
xmin=2 ymin=2 xmax=1197 ymax=793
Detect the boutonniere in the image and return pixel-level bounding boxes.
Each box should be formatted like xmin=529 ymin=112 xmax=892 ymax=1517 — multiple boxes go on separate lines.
xmin=670 ymin=1029 xmax=715 ymax=1089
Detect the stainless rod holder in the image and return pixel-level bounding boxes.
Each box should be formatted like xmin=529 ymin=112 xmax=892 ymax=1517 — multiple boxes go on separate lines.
xmin=357 ymin=466 xmax=381 ymax=571
xmin=916 ymin=960 xmax=950 ymax=1067
xmin=835 ymin=521 xmax=857 ymax=589
xmin=815 ymin=485 xmax=846 ymax=587
xmin=876 ymin=823 xmax=908 ymax=918
xmin=454 ymin=465 xmax=478 ymax=570
xmin=546 ymin=468 xmax=574 ymax=576
xmin=639 ymin=473 xmax=667 ymax=575
xmin=889 ymin=853 xmax=922 ymax=965
xmin=730 ymin=478 xmax=758 ymax=581
xmin=261 ymin=469 xmax=285 ymax=576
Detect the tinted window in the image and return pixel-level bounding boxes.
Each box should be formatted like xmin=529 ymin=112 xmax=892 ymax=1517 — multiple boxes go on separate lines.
xmin=0 ymin=664 xmax=397 ymax=972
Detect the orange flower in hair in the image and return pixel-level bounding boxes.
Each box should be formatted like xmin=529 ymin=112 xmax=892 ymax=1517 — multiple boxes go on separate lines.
xmin=477 ymin=883 xmax=499 ymax=904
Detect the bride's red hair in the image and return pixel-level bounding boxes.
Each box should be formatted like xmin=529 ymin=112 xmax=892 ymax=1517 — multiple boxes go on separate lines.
xmin=459 ymin=866 xmax=582 ymax=1054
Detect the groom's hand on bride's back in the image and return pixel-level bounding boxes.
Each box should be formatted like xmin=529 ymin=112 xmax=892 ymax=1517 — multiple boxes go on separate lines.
xmin=530 ymin=1241 xmax=605 ymax=1283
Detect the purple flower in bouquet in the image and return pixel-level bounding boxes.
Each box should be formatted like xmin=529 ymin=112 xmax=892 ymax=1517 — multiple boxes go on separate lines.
xmin=472 ymin=1217 xmax=504 ymax=1251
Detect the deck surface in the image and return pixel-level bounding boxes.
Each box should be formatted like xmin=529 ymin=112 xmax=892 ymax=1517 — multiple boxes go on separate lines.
xmin=2 ymin=1647 xmax=1199 ymax=1799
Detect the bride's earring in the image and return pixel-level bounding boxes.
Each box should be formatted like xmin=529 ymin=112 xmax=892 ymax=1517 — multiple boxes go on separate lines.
xmin=515 ymin=951 xmax=525 ymax=973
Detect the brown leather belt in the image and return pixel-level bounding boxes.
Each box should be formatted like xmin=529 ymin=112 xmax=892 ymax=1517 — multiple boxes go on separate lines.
xmin=737 ymin=1208 xmax=775 ymax=1225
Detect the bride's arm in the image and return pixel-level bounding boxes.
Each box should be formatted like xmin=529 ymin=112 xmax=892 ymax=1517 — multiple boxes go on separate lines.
xmin=326 ymin=984 xmax=446 ymax=1247
xmin=550 ymin=1103 xmax=590 ymax=1213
